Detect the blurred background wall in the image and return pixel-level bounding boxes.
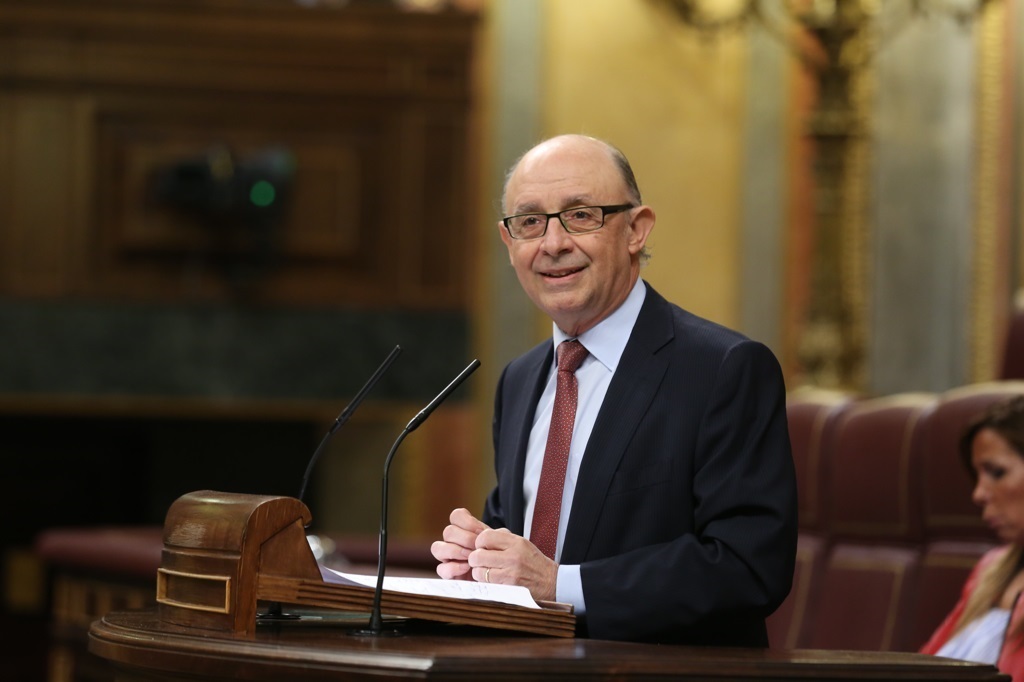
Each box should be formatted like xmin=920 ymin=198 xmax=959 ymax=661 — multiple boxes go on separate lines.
xmin=1 ymin=0 xmax=1021 ymax=677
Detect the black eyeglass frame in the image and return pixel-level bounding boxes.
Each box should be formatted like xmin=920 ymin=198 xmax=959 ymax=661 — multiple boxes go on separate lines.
xmin=501 ymin=203 xmax=635 ymax=240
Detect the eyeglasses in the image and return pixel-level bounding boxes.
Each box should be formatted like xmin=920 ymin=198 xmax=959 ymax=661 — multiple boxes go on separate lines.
xmin=501 ymin=204 xmax=634 ymax=240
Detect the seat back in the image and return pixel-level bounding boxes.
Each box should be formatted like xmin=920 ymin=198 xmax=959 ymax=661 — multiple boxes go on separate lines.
xmin=767 ymin=389 xmax=852 ymax=650
xmin=786 ymin=387 xmax=853 ymax=533
xmin=909 ymin=540 xmax=994 ymax=650
xmin=827 ymin=394 xmax=934 ymax=545
xmin=802 ymin=394 xmax=934 ymax=651
xmin=766 ymin=532 xmax=826 ymax=650
xmin=806 ymin=545 xmax=921 ymax=651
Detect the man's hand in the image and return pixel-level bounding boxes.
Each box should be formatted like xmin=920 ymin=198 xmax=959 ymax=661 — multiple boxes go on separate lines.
xmin=432 ymin=508 xmax=558 ymax=603
xmin=469 ymin=527 xmax=558 ymax=603
xmin=431 ymin=508 xmax=490 ymax=581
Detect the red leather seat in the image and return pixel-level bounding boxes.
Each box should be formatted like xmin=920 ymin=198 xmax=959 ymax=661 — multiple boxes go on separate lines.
xmin=805 ymin=394 xmax=935 ymax=651
xmin=827 ymin=394 xmax=934 ymax=545
xmin=807 ymin=544 xmax=922 ymax=651
xmin=785 ymin=387 xmax=853 ymax=534
xmin=766 ymin=532 xmax=827 ymax=650
xmin=767 ymin=389 xmax=852 ymax=649
xmin=909 ymin=539 xmax=996 ymax=650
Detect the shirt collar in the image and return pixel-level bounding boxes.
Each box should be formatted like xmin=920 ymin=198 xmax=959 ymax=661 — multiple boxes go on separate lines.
xmin=551 ymin=278 xmax=647 ymax=374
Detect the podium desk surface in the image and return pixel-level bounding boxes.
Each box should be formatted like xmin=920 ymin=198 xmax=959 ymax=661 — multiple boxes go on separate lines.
xmin=90 ymin=609 xmax=1008 ymax=682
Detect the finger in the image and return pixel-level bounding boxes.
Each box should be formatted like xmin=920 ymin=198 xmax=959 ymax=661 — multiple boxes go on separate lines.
xmin=473 ymin=565 xmax=499 ymax=584
xmin=467 ymin=547 xmax=503 ymax=569
xmin=436 ymin=560 xmax=473 ymax=581
xmin=474 ymin=528 xmax=517 ymax=550
xmin=431 ymin=540 xmax=470 ymax=563
xmin=441 ymin=525 xmax=477 ymax=554
xmin=450 ymin=508 xmax=491 ymax=534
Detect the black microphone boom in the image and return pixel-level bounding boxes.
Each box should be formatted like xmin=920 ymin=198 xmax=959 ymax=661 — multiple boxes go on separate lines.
xmin=261 ymin=344 xmax=402 ymax=623
xmin=298 ymin=344 xmax=402 ymax=504
xmin=404 ymin=359 xmax=482 ymax=433
xmin=356 ymin=358 xmax=481 ymax=636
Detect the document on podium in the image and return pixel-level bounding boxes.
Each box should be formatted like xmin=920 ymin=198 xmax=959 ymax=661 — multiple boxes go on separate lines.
xmin=319 ymin=565 xmax=542 ymax=609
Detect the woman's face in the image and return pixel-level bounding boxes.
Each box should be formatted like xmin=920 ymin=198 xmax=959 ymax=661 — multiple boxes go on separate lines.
xmin=972 ymin=427 xmax=1024 ymax=544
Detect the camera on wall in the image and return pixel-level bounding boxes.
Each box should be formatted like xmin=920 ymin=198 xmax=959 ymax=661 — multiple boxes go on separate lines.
xmin=150 ymin=145 xmax=295 ymax=225
xmin=149 ymin=145 xmax=296 ymax=293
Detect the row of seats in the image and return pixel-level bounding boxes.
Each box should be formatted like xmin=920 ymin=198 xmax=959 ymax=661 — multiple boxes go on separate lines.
xmin=767 ymin=380 xmax=1024 ymax=651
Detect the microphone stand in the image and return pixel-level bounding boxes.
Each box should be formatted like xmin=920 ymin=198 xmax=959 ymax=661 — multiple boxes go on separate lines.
xmin=358 ymin=428 xmax=411 ymax=636
xmin=298 ymin=344 xmax=403 ymax=505
xmin=354 ymin=358 xmax=480 ymax=637
xmin=259 ymin=344 xmax=402 ymax=623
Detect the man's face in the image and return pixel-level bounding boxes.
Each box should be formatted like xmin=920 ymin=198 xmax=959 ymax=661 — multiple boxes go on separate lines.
xmin=499 ymin=138 xmax=654 ymax=337
xmin=971 ymin=427 xmax=1024 ymax=545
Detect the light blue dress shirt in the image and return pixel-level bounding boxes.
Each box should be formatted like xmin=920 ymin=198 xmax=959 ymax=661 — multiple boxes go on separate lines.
xmin=521 ymin=278 xmax=647 ymax=614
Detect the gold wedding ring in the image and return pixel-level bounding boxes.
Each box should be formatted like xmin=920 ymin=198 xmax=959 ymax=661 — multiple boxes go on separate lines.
xmin=485 ymin=567 xmax=491 ymax=583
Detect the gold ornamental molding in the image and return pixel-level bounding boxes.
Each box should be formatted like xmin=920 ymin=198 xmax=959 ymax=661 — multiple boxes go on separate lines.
xmin=657 ymin=0 xmax=998 ymax=391
xmin=970 ymin=0 xmax=1009 ymax=381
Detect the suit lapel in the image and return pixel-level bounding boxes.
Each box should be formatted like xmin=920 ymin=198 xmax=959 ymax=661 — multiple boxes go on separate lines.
xmin=504 ymin=342 xmax=553 ymax=536
xmin=560 ymin=285 xmax=674 ymax=563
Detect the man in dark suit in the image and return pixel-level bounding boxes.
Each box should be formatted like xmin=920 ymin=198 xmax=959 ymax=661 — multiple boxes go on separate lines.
xmin=431 ymin=134 xmax=797 ymax=645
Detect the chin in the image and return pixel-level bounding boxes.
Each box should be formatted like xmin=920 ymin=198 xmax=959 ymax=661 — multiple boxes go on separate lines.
xmin=1001 ymin=530 xmax=1024 ymax=545
xmin=537 ymin=295 xmax=583 ymax=319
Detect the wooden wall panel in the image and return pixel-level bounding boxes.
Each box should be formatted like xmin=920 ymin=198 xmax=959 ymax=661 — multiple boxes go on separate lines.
xmin=90 ymin=103 xmax=398 ymax=304
xmin=0 ymin=95 xmax=93 ymax=296
xmin=0 ymin=0 xmax=478 ymax=309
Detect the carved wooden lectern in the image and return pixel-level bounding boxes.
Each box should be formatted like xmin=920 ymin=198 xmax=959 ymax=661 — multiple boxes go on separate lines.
xmin=87 ymin=489 xmax=1009 ymax=680
xmin=155 ymin=490 xmax=576 ymax=638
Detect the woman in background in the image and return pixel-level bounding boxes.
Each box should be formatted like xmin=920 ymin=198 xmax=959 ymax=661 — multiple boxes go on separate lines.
xmin=922 ymin=395 xmax=1024 ymax=680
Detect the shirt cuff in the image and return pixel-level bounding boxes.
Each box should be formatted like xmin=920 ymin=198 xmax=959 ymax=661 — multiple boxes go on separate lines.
xmin=555 ymin=564 xmax=587 ymax=615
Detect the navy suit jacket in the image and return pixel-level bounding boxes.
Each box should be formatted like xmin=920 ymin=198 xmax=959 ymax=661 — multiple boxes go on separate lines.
xmin=483 ymin=282 xmax=797 ymax=645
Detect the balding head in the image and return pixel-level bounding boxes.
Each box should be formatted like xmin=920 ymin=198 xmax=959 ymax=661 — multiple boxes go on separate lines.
xmin=502 ymin=135 xmax=642 ymax=213
xmin=497 ymin=134 xmax=656 ymax=336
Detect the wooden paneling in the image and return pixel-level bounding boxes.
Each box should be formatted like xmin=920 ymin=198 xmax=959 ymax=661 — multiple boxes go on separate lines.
xmin=0 ymin=0 xmax=477 ymax=308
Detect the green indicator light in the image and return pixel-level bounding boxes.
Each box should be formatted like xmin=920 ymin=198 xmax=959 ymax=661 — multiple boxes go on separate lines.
xmin=249 ymin=180 xmax=276 ymax=207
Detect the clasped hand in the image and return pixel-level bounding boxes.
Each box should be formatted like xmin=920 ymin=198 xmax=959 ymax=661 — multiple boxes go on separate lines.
xmin=430 ymin=508 xmax=557 ymax=602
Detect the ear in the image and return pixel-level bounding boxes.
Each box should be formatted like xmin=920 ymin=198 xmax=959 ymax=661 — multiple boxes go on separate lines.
xmin=497 ymin=221 xmax=515 ymax=263
xmin=625 ymin=205 xmax=655 ymax=256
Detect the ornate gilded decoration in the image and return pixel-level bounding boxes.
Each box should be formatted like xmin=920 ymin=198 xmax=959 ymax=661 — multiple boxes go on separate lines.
xmin=970 ymin=1 xmax=1007 ymax=381
xmin=658 ymin=0 xmax=996 ymax=390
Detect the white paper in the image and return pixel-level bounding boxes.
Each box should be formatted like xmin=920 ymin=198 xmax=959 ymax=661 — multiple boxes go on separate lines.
xmin=320 ymin=566 xmax=541 ymax=610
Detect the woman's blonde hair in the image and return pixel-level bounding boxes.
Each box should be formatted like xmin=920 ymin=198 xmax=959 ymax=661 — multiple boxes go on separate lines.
xmin=953 ymin=545 xmax=1024 ymax=642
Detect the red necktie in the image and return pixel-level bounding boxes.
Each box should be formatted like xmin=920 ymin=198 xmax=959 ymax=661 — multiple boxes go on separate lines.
xmin=530 ymin=339 xmax=589 ymax=560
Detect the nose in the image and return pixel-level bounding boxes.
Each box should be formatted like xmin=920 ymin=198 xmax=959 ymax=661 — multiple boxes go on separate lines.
xmin=972 ymin=478 xmax=989 ymax=507
xmin=539 ymin=215 xmax=573 ymax=254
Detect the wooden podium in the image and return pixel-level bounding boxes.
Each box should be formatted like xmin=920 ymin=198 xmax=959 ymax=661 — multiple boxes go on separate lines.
xmin=154 ymin=490 xmax=575 ymax=638
xmin=89 ymin=609 xmax=1010 ymax=682
xmin=86 ymin=490 xmax=1010 ymax=681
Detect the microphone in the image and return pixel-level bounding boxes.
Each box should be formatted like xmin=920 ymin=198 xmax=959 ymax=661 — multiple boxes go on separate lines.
xmin=260 ymin=344 xmax=401 ymax=623
xmin=297 ymin=344 xmax=403 ymax=504
xmin=355 ymin=358 xmax=481 ymax=636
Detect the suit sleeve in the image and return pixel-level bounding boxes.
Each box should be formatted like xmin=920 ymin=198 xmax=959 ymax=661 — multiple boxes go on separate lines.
xmin=579 ymin=340 xmax=797 ymax=643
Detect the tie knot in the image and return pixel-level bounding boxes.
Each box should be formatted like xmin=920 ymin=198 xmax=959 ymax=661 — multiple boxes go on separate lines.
xmin=557 ymin=339 xmax=588 ymax=374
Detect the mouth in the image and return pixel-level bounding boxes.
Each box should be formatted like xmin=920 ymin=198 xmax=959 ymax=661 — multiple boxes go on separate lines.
xmin=540 ymin=265 xmax=586 ymax=280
